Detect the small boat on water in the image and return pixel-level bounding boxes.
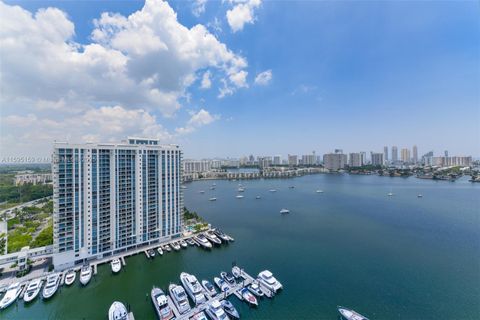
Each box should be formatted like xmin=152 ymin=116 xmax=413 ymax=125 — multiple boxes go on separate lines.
xmin=23 ymin=278 xmax=43 ymax=303
xmin=206 ymin=300 xmax=230 ymax=320
xmin=191 ymin=311 xmax=209 ymax=320
xmin=258 ymin=270 xmax=282 ymax=293
xmin=280 ymin=208 xmax=290 ymax=214
xmin=337 ymin=306 xmax=370 ymax=320
xmin=148 ymin=249 xmax=156 ymax=257
xmin=209 ymin=197 xmax=217 ymax=201
xmin=108 ymin=301 xmax=129 ymax=320
xmin=238 ymin=187 xmax=245 ymax=192
xmin=201 ymin=280 xmax=217 ymax=296
xmin=235 ymin=195 xmax=244 ymax=199
xmin=248 ymin=280 xmax=264 ymax=297
xmin=239 ymin=288 xmax=258 ymax=306
xmin=316 ymin=189 xmax=324 ymax=193
xmin=213 ymin=277 xmax=229 ymax=292
xmin=199 ymin=190 xmax=205 ymax=194
xmin=157 ymin=247 xmax=164 ymax=255
xmin=289 ymin=186 xmax=295 ymax=189
xmin=0 ymin=282 xmax=22 ymax=309
xmin=388 ymin=192 xmax=394 ymax=196
xmin=180 ymin=272 xmax=207 ymax=305
xmin=64 ymin=270 xmax=76 ymax=286
xmin=269 ymin=189 xmax=277 ymax=192
xmin=186 ymin=238 xmax=196 ymax=246
xmin=111 ymin=259 xmax=122 ymax=273
xmin=220 ymin=271 xmax=236 ymax=286
xmin=210 ymin=187 xmax=215 ymax=190
xmin=42 ymin=273 xmax=60 ymax=299
xmin=195 ymin=234 xmax=212 ymax=249
xmin=231 ymin=266 xmax=242 ymax=278
xmin=221 ymin=300 xmax=240 ymax=319
xmin=168 ymin=283 xmax=191 ymax=315
xmin=80 ymin=265 xmax=92 ymax=286
xmin=213 ymin=229 xmax=230 ymax=242
xmin=205 ymin=230 xmax=222 ymax=245
xmin=179 ymin=240 xmax=188 ymax=248
xmin=151 ymin=287 xmax=174 ymax=320
xmin=417 ymin=194 xmax=423 ymax=198
xmin=164 ymin=244 xmax=172 ymax=252
xmin=255 ymin=196 xmax=261 ymax=199
xmin=171 ymin=242 xmax=181 ymax=251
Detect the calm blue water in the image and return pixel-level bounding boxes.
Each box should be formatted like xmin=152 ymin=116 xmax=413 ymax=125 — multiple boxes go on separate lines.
xmin=2 ymin=174 xmax=479 ymax=319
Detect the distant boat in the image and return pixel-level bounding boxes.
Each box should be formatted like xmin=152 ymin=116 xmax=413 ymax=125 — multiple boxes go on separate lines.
xmin=181 ymin=186 xmax=188 ymax=189
xmin=388 ymin=192 xmax=394 ymax=197
xmin=210 ymin=187 xmax=215 ymax=190
xmin=64 ymin=269 xmax=76 ymax=286
xmin=238 ymin=187 xmax=245 ymax=192
xmin=111 ymin=259 xmax=122 ymax=274
xmin=255 ymin=196 xmax=261 ymax=199
xmin=289 ymin=186 xmax=295 ymax=189
xmin=199 ymin=190 xmax=205 ymax=194
xmin=337 ymin=306 xmax=369 ymax=320
xmin=316 ymin=190 xmax=324 ymax=193
xmin=280 ymin=208 xmax=290 ymax=214
xmin=236 ymin=195 xmax=244 ymax=199
xmin=269 ymin=189 xmax=277 ymax=192
xmin=417 ymin=194 xmax=423 ymax=198
xmin=209 ymin=197 xmax=217 ymax=201
xmin=108 ymin=301 xmax=129 ymax=320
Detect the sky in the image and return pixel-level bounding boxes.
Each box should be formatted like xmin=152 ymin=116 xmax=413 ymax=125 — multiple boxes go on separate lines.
xmin=0 ymin=0 xmax=479 ymax=161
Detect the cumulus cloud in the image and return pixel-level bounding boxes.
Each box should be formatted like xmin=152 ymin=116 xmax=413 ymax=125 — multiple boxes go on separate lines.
xmin=192 ymin=0 xmax=207 ymax=17
xmin=0 ymin=0 xmax=248 ymax=157
xmin=226 ymin=0 xmax=262 ymax=32
xmin=254 ymin=69 xmax=272 ymax=85
xmin=176 ymin=109 xmax=220 ymax=135
xmin=201 ymin=71 xmax=212 ymax=89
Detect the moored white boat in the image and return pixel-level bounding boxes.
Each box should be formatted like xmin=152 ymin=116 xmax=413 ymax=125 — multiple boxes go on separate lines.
xmin=157 ymin=247 xmax=164 ymax=255
xmin=111 ymin=259 xmax=122 ymax=274
xmin=168 ymin=283 xmax=191 ymax=314
xmin=247 ymin=280 xmax=264 ymax=297
xmin=205 ymin=231 xmax=222 ymax=245
xmin=149 ymin=249 xmax=156 ymax=257
xmin=186 ymin=238 xmax=196 ymax=246
xmin=23 ymin=278 xmax=43 ymax=303
xmin=220 ymin=272 xmax=235 ymax=286
xmin=108 ymin=301 xmax=128 ymax=320
xmin=80 ymin=265 xmax=92 ymax=286
xmin=257 ymin=270 xmax=282 ymax=293
xmin=221 ymin=300 xmax=240 ymax=319
xmin=205 ymin=300 xmax=230 ymax=320
xmin=0 ymin=282 xmax=22 ymax=309
xmin=151 ymin=287 xmax=174 ymax=320
xmin=164 ymin=244 xmax=172 ymax=252
xmin=231 ymin=266 xmax=242 ymax=278
xmin=338 ymin=306 xmax=370 ymax=320
xmin=201 ymin=279 xmax=217 ymax=296
xmin=195 ymin=234 xmax=212 ymax=249
xmin=42 ymin=273 xmax=60 ymax=299
xmin=239 ymin=288 xmax=258 ymax=306
xmin=171 ymin=242 xmax=181 ymax=251
xmin=213 ymin=229 xmax=230 ymax=242
xmin=180 ymin=272 xmax=207 ymax=305
xmin=64 ymin=270 xmax=76 ymax=286
xmin=213 ymin=277 xmax=229 ymax=292
xmin=179 ymin=240 xmax=188 ymax=248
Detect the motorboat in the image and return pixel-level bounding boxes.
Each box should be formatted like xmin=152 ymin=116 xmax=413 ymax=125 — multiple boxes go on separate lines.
xmin=220 ymin=272 xmax=236 ymax=286
xmin=108 ymin=301 xmax=129 ymax=320
xmin=235 ymin=195 xmax=244 ymax=199
xmin=237 ymin=187 xmax=245 ymax=192
xmin=157 ymin=247 xmax=164 ymax=256
xmin=205 ymin=231 xmax=222 ymax=245
xmin=239 ymin=288 xmax=258 ymax=306
xmin=180 ymin=272 xmax=207 ymax=305
xmin=417 ymin=194 xmax=423 ymax=198
xmin=280 ymin=208 xmax=290 ymax=214
xmin=201 ymin=280 xmax=217 ymax=296
xmin=221 ymin=300 xmax=240 ymax=319
xmin=42 ymin=273 xmax=60 ymax=299
xmin=205 ymin=300 xmax=230 ymax=320
xmin=257 ymin=270 xmax=282 ymax=293
xmin=64 ymin=269 xmax=76 ymax=286
xmin=186 ymin=238 xmax=196 ymax=246
xmin=212 ymin=183 xmax=217 ymax=186
xmin=231 ymin=266 xmax=242 ymax=278
xmin=213 ymin=277 xmax=229 ymax=292
xmin=179 ymin=240 xmax=188 ymax=248
xmin=210 ymin=187 xmax=215 ymax=190
xmin=191 ymin=311 xmax=209 ymax=320
xmin=269 ymin=189 xmax=277 ymax=192
xmin=255 ymin=196 xmax=261 ymax=199
xmin=337 ymin=306 xmax=370 ymax=320
xmin=209 ymin=197 xmax=217 ymax=201
xmin=168 ymin=283 xmax=191 ymax=314
xmin=80 ymin=265 xmax=92 ymax=286
xmin=199 ymin=190 xmax=205 ymax=194
xmin=316 ymin=190 xmax=324 ymax=193
xmin=213 ymin=229 xmax=230 ymax=242
xmin=164 ymin=244 xmax=172 ymax=252
xmin=111 ymin=259 xmax=122 ymax=274
xmin=151 ymin=287 xmax=174 ymax=320
xmin=149 ymin=249 xmax=156 ymax=257
xmin=226 ymin=235 xmax=235 ymax=242
xmin=23 ymin=278 xmax=43 ymax=303
xmin=171 ymin=242 xmax=181 ymax=251
xmin=289 ymin=186 xmax=295 ymax=189
xmin=195 ymin=234 xmax=212 ymax=249
xmin=248 ymin=280 xmax=264 ymax=297
xmin=0 ymin=282 xmax=21 ymax=309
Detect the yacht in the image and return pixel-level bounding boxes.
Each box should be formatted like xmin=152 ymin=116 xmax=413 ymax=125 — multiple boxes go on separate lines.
xmin=164 ymin=244 xmax=172 ymax=252
xmin=186 ymin=238 xmax=196 ymax=246
xmin=337 ymin=306 xmax=370 ymax=320
xmin=179 ymin=240 xmax=188 ymax=248
xmin=0 ymin=282 xmax=21 ymax=309
xmin=213 ymin=229 xmax=230 ymax=242
xmin=180 ymin=272 xmax=207 ymax=305
xmin=64 ymin=269 xmax=76 ymax=286
xmin=42 ymin=273 xmax=60 ymax=299
xmin=23 ymin=278 xmax=43 ymax=303
xmin=195 ymin=234 xmax=212 ymax=249
xmin=213 ymin=277 xmax=229 ymax=292
xmin=239 ymin=288 xmax=258 ymax=306
xmin=316 ymin=190 xmax=324 ymax=193
xmin=157 ymin=247 xmax=164 ymax=255
xmin=209 ymin=197 xmax=217 ymax=201
xmin=231 ymin=266 xmax=242 ymax=278
xmin=235 ymin=195 xmax=244 ymax=199
xmin=258 ymin=270 xmax=282 ymax=293
xmin=191 ymin=311 xmax=209 ymax=320
xmin=280 ymin=208 xmax=290 ymax=214
xmin=168 ymin=283 xmax=191 ymax=314
xmin=247 ymin=280 xmax=264 ymax=297
xmin=108 ymin=301 xmax=129 ymax=320
xmin=111 ymin=259 xmax=122 ymax=274
xmin=171 ymin=242 xmax=181 ymax=251
xmin=205 ymin=231 xmax=222 ymax=245
xmin=80 ymin=265 xmax=92 ymax=286
xmin=205 ymin=300 xmax=230 ymax=320
xmin=201 ymin=279 xmax=217 ymax=296
xmin=151 ymin=287 xmax=174 ymax=320
xmin=220 ymin=272 xmax=236 ymax=286
xmin=221 ymin=300 xmax=240 ymax=319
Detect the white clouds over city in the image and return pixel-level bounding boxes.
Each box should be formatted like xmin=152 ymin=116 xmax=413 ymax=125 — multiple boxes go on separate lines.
xmin=226 ymin=0 xmax=262 ymax=32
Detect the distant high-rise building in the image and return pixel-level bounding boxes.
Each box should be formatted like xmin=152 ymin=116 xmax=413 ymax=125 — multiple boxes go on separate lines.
xmin=444 ymin=150 xmax=449 ymax=157
xmin=288 ymin=154 xmax=298 ymax=167
xmin=401 ymin=148 xmax=411 ymax=163
xmin=392 ymin=146 xmax=398 ymax=162
xmin=349 ymin=153 xmax=365 ymax=167
xmin=273 ymin=155 xmax=281 ymax=165
xmin=360 ymin=152 xmax=367 ymax=166
xmin=412 ymin=145 xmax=418 ymax=164
xmin=371 ymin=152 xmax=384 ymax=166
xmin=323 ymin=151 xmax=347 ymax=171
xmin=301 ymin=152 xmax=317 ymax=166
xmin=422 ymin=151 xmax=434 ymax=166
xmin=383 ymin=146 xmax=388 ymax=163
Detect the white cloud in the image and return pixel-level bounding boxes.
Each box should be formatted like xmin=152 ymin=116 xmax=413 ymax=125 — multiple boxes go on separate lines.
xmin=226 ymin=0 xmax=262 ymax=32
xmin=0 ymin=0 xmax=247 ymax=157
xmin=254 ymin=69 xmax=272 ymax=85
xmin=192 ymin=0 xmax=207 ymax=17
xmin=201 ymin=71 xmax=212 ymax=89
xmin=176 ymin=109 xmax=220 ymax=135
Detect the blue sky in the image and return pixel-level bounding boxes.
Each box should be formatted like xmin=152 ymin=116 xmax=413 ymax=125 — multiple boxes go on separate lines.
xmin=1 ymin=0 xmax=479 ymax=159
